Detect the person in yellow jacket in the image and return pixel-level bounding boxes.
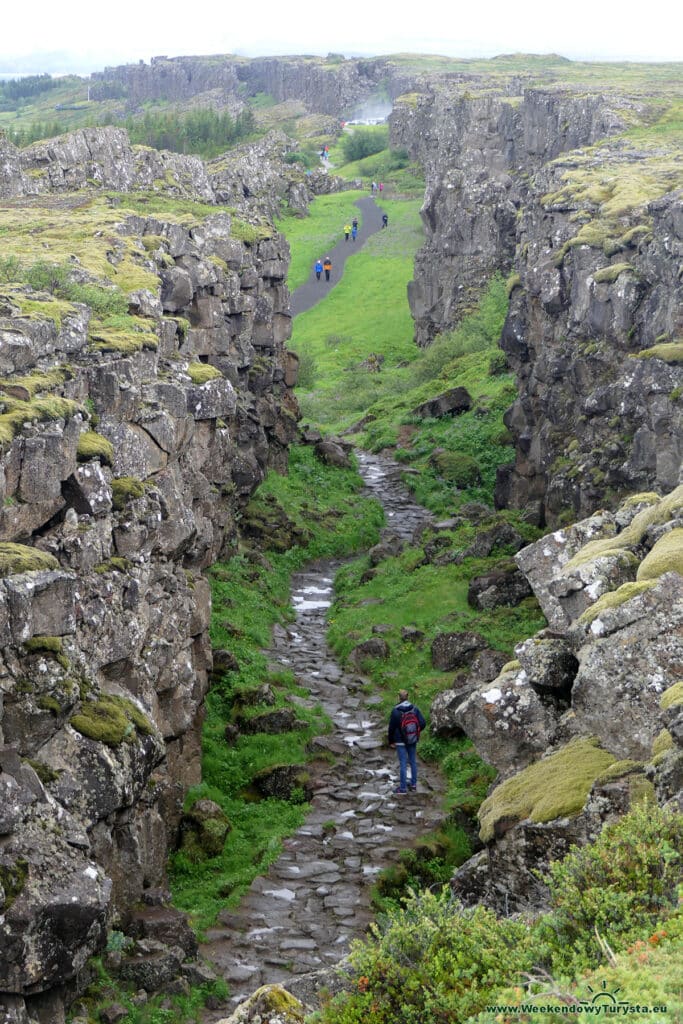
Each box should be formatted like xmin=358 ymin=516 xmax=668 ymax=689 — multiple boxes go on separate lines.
xmin=343 ymin=223 xmax=351 ymax=241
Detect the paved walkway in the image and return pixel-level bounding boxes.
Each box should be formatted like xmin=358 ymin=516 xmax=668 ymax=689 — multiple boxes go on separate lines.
xmin=289 ymin=196 xmax=386 ymax=317
xmin=200 ymin=454 xmax=443 ymax=1013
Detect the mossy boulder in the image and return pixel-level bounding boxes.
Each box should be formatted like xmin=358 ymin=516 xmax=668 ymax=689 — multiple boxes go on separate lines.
xmin=0 ymin=543 xmax=59 ymax=577
xmin=636 ymin=528 xmax=683 ymax=581
xmin=111 ymin=476 xmax=145 ymax=511
xmin=70 ymin=694 xmax=154 ymax=746
xmin=178 ymin=798 xmax=231 ymax=860
xmin=220 ymin=983 xmax=305 ymax=1023
xmin=187 ymin=361 xmax=223 ymax=384
xmin=76 ymin=429 xmax=114 ymax=466
xmin=430 ymin=450 xmax=481 ymax=488
xmin=578 ymin=579 xmax=657 ymax=625
xmin=478 ymin=737 xmax=617 ymax=843
xmin=252 ymin=764 xmax=312 ymax=801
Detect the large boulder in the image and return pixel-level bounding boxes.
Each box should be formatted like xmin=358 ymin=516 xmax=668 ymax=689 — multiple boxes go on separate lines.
xmin=431 ymin=631 xmax=488 ymax=671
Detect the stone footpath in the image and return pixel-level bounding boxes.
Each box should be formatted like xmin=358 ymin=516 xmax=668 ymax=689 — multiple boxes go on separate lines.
xmin=200 ymin=454 xmax=443 ymax=1011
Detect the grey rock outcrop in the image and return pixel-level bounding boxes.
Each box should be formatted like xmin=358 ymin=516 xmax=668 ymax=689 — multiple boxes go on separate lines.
xmin=0 ymin=125 xmax=299 ymax=1018
xmin=448 ymin=487 xmax=683 ymax=911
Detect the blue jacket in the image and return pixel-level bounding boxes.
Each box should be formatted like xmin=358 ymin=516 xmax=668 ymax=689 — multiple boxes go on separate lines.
xmin=388 ymin=700 xmax=426 ymax=745
xmin=314 ymin=261 xmax=323 ymax=273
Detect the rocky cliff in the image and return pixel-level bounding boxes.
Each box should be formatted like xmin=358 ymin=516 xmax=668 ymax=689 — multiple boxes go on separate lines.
xmin=0 ymin=126 xmax=299 ymax=1022
xmin=392 ymin=71 xmax=682 ymax=524
xmin=436 ymin=486 xmax=683 ymax=912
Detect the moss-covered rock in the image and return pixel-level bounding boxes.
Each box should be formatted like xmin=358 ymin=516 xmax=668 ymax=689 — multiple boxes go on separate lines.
xmin=430 ymin=450 xmax=481 ymax=487
xmin=187 ymin=361 xmax=223 ymax=384
xmin=0 ymin=858 xmax=28 ymax=911
xmin=478 ymin=737 xmax=617 ymax=843
xmin=111 ymin=476 xmax=145 ymax=511
xmin=220 ymin=983 xmax=305 ymax=1023
xmin=661 ymin=682 xmax=683 ymax=711
xmin=70 ymin=694 xmax=154 ymax=746
xmin=634 ymin=341 xmax=683 ymax=364
xmin=636 ymin=528 xmax=683 ymax=581
xmin=0 ymin=543 xmax=59 ymax=576
xmin=76 ymin=430 xmax=114 ymax=466
xmin=178 ymin=798 xmax=231 ymax=860
xmin=578 ymin=579 xmax=657 ymax=624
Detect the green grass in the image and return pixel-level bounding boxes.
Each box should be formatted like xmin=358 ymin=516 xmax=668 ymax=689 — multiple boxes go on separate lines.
xmin=169 ymin=446 xmax=384 ymax=932
xmin=276 ymin=189 xmax=366 ymax=289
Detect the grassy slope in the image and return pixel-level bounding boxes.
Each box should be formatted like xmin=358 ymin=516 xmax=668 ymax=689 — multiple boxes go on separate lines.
xmin=169 ymin=447 xmax=384 ymax=932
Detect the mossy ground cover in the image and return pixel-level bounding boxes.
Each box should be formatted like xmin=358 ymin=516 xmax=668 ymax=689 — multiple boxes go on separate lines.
xmin=169 ymin=445 xmax=384 ymax=932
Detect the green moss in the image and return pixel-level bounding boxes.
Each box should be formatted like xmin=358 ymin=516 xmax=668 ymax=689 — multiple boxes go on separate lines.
xmin=77 ymin=430 xmax=114 ymax=466
xmin=506 ymin=272 xmax=522 ymax=296
xmin=478 ymin=737 xmax=617 ymax=843
xmin=230 ymin=220 xmax=272 ymax=245
xmin=0 ymin=368 xmax=66 ymax=399
xmin=430 ymin=451 xmax=481 ymax=487
xmin=661 ymin=682 xmax=683 ymax=710
xmin=652 ymin=729 xmax=673 ymax=758
xmin=0 ymin=859 xmax=28 ymax=911
xmin=593 ymin=262 xmax=634 ymax=284
xmin=565 ymin=485 xmax=683 ymax=571
xmin=636 ymin=527 xmax=683 ymax=581
xmin=93 ymin=557 xmax=132 ymax=574
xmin=111 ymin=476 xmax=145 ymax=511
xmin=0 ymin=395 xmax=80 ymax=446
xmin=70 ymin=694 xmax=154 ymax=746
xmin=500 ymin=659 xmax=521 ymax=673
xmin=187 ymin=362 xmax=223 ymax=384
xmin=0 ymin=543 xmax=59 ymax=576
xmin=38 ymin=695 xmax=62 ymax=714
xmin=621 ymin=491 xmax=661 ymax=508
xmin=24 ymin=635 xmax=69 ymax=670
xmin=24 ymin=758 xmax=60 ymax=784
xmin=595 ymin=759 xmax=643 ymax=783
xmin=634 ymin=341 xmax=683 ymax=363
xmin=578 ymin=579 xmax=658 ymax=624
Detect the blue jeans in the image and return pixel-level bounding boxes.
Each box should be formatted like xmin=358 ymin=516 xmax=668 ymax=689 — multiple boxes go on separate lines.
xmin=396 ymin=743 xmax=418 ymax=791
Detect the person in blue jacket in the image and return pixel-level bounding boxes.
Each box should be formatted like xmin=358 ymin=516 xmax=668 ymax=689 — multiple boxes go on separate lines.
xmin=388 ymin=689 xmax=426 ymax=794
xmin=314 ymin=258 xmax=323 ymax=281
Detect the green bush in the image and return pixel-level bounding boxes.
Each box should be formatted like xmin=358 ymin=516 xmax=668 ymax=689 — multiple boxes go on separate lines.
xmin=316 ymin=889 xmax=533 ymax=1024
xmin=536 ymin=802 xmax=683 ymax=976
xmin=294 ymin=345 xmax=318 ymax=389
xmin=341 ymin=125 xmax=389 ymax=163
xmin=431 ymin=450 xmax=481 ymax=487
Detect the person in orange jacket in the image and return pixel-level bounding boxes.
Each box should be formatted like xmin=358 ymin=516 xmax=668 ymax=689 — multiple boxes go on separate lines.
xmin=323 ymin=256 xmax=332 ymax=282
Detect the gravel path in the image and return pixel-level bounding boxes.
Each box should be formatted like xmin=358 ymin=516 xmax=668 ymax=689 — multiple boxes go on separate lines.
xmin=289 ymin=196 xmax=386 ymax=317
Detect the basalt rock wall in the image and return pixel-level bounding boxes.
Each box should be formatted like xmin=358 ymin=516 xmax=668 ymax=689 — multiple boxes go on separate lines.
xmin=0 ymin=127 xmax=298 ymax=1021
xmin=392 ymin=81 xmax=629 ymax=347
xmin=90 ymin=55 xmax=241 ymax=106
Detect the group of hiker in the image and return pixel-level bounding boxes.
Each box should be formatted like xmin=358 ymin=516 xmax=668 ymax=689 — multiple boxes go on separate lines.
xmin=312 ymin=207 xmax=389 ymax=284
xmin=343 ymin=216 xmax=359 ymax=242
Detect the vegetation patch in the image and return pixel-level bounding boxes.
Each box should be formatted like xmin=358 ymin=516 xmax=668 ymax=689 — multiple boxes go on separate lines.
xmin=187 ymin=362 xmax=223 ymax=384
xmin=634 ymin=340 xmax=683 ymax=363
xmin=70 ymin=694 xmax=154 ymax=746
xmin=578 ymin=579 xmax=657 ymax=624
xmin=478 ymin=737 xmax=616 ymax=842
xmin=24 ymin=635 xmax=69 ymax=671
xmin=593 ymin=262 xmax=634 ymax=283
xmin=0 ymin=395 xmax=80 ymax=446
xmin=0 ymin=543 xmax=59 ymax=576
xmin=76 ymin=430 xmax=114 ymax=465
xmin=636 ymin=526 xmax=683 ymax=580
xmin=661 ymin=681 xmax=683 ymax=710
xmin=111 ymin=476 xmax=145 ymax=511
xmin=0 ymin=858 xmax=29 ymax=911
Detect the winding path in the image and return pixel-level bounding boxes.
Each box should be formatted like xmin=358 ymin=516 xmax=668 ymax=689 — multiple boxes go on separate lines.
xmin=200 ymin=454 xmax=443 ymax=1011
xmin=289 ymin=196 xmax=386 ymax=316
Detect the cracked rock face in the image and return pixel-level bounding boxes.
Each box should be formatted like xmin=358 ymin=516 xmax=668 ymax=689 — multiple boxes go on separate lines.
xmin=447 ymin=488 xmax=683 ymax=912
xmin=0 ymin=125 xmax=300 ymax=1017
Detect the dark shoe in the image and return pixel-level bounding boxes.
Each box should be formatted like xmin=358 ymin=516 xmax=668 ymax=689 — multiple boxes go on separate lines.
xmin=393 ymin=788 xmax=408 ymax=795
xmin=408 ymin=784 xmax=417 ymax=792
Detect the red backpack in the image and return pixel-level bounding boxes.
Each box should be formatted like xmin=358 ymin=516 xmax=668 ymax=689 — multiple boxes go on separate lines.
xmin=400 ymin=708 xmax=421 ymax=745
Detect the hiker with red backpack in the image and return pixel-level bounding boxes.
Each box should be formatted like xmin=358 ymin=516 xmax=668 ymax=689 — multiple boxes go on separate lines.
xmin=388 ymin=689 xmax=426 ymax=794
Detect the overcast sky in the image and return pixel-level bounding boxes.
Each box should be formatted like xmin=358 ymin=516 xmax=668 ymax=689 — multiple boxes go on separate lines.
xmin=1 ymin=0 xmax=680 ymax=74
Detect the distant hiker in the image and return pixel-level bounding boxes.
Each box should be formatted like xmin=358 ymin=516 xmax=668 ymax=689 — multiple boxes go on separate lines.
xmin=352 ymin=216 xmax=358 ymax=232
xmin=371 ymin=180 xmax=377 ymax=193
xmin=382 ymin=212 xmax=388 ymax=229
xmin=323 ymin=256 xmax=332 ymax=282
xmin=351 ymin=223 xmax=358 ymax=241
xmin=314 ymin=258 xmax=323 ymax=281
xmin=379 ymin=182 xmax=384 ymax=194
xmin=388 ymin=689 xmax=426 ymax=794
xmin=344 ymin=223 xmax=352 ymax=241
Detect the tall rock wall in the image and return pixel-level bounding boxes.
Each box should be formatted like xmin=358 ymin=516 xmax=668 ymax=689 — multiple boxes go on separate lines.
xmin=90 ymin=55 xmax=241 ymax=105
xmin=0 ymin=127 xmax=298 ymax=1020
xmin=392 ymin=74 xmax=682 ymax=524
